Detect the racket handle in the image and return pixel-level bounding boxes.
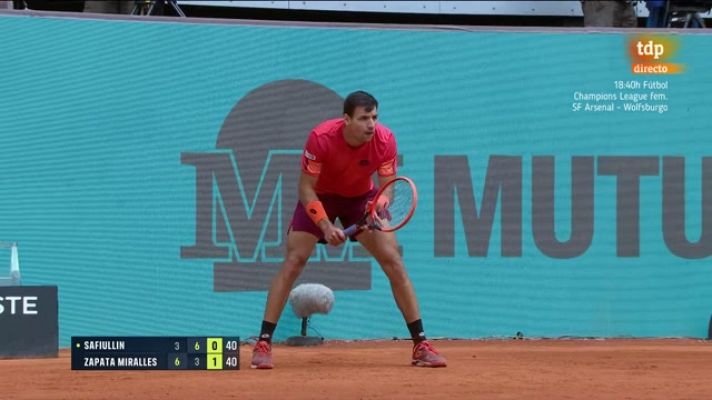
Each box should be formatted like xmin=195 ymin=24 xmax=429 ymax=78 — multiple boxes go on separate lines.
xmin=343 ymin=224 xmax=360 ymax=237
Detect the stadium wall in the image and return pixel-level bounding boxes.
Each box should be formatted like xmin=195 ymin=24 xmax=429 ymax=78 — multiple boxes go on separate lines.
xmin=0 ymin=12 xmax=710 ymax=346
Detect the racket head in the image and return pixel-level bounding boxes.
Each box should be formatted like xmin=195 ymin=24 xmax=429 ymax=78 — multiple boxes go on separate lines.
xmin=368 ymin=176 xmax=418 ymax=232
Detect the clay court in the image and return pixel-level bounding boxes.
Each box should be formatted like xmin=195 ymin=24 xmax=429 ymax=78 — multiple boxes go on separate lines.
xmin=2 ymin=339 xmax=711 ymax=399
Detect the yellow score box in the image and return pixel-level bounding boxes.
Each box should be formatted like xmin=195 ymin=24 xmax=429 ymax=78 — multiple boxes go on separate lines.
xmin=207 ymin=338 xmax=223 ymax=354
xmin=207 ymin=354 xmax=223 ymax=370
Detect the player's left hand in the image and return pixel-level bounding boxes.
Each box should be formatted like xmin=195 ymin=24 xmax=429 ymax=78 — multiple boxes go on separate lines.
xmin=366 ymin=195 xmax=389 ymax=213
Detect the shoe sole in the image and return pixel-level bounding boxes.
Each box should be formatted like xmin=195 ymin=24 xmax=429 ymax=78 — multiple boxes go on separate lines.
xmin=250 ymin=363 xmax=273 ymax=369
xmin=412 ymin=360 xmax=447 ymax=368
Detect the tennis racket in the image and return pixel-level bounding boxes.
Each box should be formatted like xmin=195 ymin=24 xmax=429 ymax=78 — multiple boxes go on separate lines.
xmin=343 ymin=176 xmax=418 ymax=237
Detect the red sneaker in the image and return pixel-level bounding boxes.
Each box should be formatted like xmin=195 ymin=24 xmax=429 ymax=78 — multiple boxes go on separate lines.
xmin=251 ymin=340 xmax=273 ymax=369
xmin=412 ymin=340 xmax=447 ymax=368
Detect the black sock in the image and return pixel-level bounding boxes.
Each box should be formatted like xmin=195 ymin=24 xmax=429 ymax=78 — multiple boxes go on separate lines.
xmin=259 ymin=320 xmax=277 ymax=343
xmin=407 ymin=319 xmax=426 ymax=345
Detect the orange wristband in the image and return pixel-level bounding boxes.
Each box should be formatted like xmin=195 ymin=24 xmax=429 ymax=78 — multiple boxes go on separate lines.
xmin=305 ymin=200 xmax=328 ymax=225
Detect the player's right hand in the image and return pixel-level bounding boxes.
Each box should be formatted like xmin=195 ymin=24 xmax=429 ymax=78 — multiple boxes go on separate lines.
xmin=322 ymin=223 xmax=346 ymax=246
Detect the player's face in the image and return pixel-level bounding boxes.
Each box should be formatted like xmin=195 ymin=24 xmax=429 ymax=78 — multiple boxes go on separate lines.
xmin=344 ymin=106 xmax=377 ymax=146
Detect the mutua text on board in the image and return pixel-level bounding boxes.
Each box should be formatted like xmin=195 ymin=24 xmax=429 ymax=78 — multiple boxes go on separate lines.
xmin=434 ymin=156 xmax=711 ymax=259
xmin=629 ymin=37 xmax=683 ymax=75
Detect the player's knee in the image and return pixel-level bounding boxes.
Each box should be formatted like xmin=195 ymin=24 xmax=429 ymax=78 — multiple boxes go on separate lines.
xmin=283 ymin=253 xmax=309 ymax=277
xmin=380 ymin=258 xmax=408 ymax=282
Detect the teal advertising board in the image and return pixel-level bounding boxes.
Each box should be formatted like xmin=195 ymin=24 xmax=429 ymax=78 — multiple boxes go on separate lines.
xmin=0 ymin=13 xmax=710 ymax=345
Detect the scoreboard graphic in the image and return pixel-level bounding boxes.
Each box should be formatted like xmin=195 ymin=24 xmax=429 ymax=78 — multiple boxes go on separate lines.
xmin=71 ymin=337 xmax=240 ymax=370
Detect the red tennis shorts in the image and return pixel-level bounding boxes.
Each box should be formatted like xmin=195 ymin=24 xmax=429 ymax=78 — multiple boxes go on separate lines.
xmin=289 ymin=188 xmax=377 ymax=243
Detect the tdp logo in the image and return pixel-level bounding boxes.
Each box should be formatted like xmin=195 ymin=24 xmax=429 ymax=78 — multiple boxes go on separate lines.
xmin=181 ymin=80 xmax=372 ymax=292
xmin=636 ymin=40 xmax=664 ymax=60
xmin=628 ymin=35 xmax=682 ymax=74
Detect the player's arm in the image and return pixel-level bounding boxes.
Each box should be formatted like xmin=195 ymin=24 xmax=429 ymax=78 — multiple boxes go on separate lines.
xmin=374 ymin=174 xmax=395 ymax=208
xmin=377 ymin=174 xmax=396 ymax=189
xmin=371 ymin=154 xmax=397 ymax=211
xmin=298 ymin=171 xmax=346 ymax=246
xmin=300 ymin=131 xmax=346 ymax=245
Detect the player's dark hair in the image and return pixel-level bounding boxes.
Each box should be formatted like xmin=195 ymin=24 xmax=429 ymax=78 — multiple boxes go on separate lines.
xmin=343 ymin=91 xmax=378 ymax=117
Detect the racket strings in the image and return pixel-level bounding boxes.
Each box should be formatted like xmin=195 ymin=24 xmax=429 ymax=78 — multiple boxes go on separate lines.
xmin=379 ymin=180 xmax=414 ymax=226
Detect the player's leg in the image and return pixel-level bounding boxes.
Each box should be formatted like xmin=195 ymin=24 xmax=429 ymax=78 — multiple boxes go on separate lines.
xmin=356 ymin=230 xmax=447 ymax=367
xmin=357 ymin=229 xmax=419 ymax=320
xmin=251 ymin=230 xmax=318 ymax=369
xmin=252 ymin=200 xmax=323 ymax=369
xmin=262 ymin=231 xmax=319 ymax=324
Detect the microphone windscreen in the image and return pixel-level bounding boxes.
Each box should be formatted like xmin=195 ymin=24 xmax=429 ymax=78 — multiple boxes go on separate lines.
xmin=289 ymin=283 xmax=335 ymax=318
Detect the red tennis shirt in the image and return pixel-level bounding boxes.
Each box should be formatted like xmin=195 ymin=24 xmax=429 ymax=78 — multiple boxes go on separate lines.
xmin=301 ymin=118 xmax=398 ymax=197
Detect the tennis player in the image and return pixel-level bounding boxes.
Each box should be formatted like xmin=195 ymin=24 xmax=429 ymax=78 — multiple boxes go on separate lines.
xmin=251 ymin=91 xmax=446 ymax=369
